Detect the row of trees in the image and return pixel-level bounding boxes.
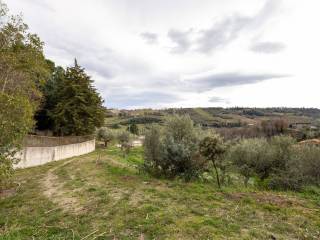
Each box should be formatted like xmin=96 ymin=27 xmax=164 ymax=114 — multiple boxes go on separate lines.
xmin=96 ymin=128 xmax=134 ymax=156
xmin=143 ymin=115 xmax=320 ymax=191
xmin=0 ymin=1 xmax=105 ymax=188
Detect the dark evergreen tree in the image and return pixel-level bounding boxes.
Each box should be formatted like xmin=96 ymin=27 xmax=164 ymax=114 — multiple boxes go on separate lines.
xmin=35 ymin=66 xmax=64 ymax=131
xmin=127 ymin=123 xmax=139 ymax=135
xmin=51 ymin=60 xmax=105 ymax=136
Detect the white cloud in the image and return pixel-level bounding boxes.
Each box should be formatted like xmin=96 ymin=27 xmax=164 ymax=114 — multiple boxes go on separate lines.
xmin=6 ymin=0 xmax=320 ymax=108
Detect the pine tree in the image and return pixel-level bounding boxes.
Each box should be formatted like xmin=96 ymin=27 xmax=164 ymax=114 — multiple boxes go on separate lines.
xmin=51 ymin=60 xmax=105 ymax=136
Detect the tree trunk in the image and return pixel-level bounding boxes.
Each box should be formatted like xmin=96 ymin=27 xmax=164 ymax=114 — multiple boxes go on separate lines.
xmin=213 ymin=163 xmax=221 ymax=189
xmin=1 ymin=74 xmax=9 ymax=93
xmin=244 ymin=177 xmax=249 ymax=188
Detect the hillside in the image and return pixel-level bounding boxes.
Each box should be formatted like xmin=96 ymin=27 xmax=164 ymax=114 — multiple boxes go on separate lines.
xmin=1 ymin=147 xmax=320 ymax=239
xmin=105 ymin=108 xmax=320 ymax=139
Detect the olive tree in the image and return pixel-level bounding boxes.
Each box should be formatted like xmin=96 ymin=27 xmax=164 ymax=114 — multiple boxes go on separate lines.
xmin=143 ymin=125 xmax=162 ymax=174
xmin=96 ymin=127 xmax=115 ymax=148
xmin=143 ymin=115 xmax=207 ymax=180
xmin=228 ymin=138 xmax=271 ymax=187
xmin=117 ymin=130 xmax=132 ymax=157
xmin=199 ymin=133 xmax=226 ymax=188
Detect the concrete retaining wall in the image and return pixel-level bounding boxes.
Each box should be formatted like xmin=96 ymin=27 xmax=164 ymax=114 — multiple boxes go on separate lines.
xmin=15 ymin=139 xmax=95 ymax=168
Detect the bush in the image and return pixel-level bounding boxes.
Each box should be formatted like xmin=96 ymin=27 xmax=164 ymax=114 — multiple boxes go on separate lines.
xmin=228 ymin=136 xmax=296 ymax=187
xmin=228 ymin=135 xmax=320 ymax=190
xmin=292 ymin=145 xmax=320 ymax=185
xmin=0 ymin=93 xmax=34 ymax=189
xmin=265 ymin=138 xmax=320 ymax=191
xmin=229 ymin=138 xmax=270 ymax=186
xmin=143 ymin=115 xmax=207 ymax=180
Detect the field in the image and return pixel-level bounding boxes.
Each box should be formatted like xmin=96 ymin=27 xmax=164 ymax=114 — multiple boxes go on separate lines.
xmin=1 ymin=146 xmax=320 ymax=239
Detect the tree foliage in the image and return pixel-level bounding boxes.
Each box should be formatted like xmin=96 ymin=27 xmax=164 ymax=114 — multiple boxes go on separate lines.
xmin=49 ymin=60 xmax=105 ymax=136
xmin=35 ymin=66 xmax=64 ymax=130
xmin=0 ymin=1 xmax=49 ymax=187
xmin=117 ymin=130 xmax=132 ymax=156
xmin=127 ymin=123 xmax=139 ymax=135
xmin=143 ymin=125 xmax=162 ymax=173
xmin=144 ymin=115 xmax=207 ymax=180
xmin=199 ymin=133 xmax=226 ymax=188
xmin=96 ymin=127 xmax=115 ymax=148
xmin=0 ymin=1 xmax=51 ymax=104
xmin=0 ymin=93 xmax=34 ymax=188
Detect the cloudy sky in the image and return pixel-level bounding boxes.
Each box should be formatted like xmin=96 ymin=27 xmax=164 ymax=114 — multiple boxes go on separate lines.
xmin=7 ymin=0 xmax=320 ymax=109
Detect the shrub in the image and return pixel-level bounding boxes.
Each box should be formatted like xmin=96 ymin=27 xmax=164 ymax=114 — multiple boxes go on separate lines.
xmin=228 ymin=135 xmax=320 ymax=191
xmin=143 ymin=115 xmax=207 ymax=180
xmin=263 ymin=136 xmax=320 ymax=191
xmin=0 ymin=93 xmax=34 ymax=189
xmin=292 ymin=145 xmax=320 ymax=185
xmin=229 ymin=138 xmax=272 ymax=186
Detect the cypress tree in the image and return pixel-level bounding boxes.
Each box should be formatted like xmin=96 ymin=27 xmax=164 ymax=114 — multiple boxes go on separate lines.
xmin=51 ymin=60 xmax=105 ymax=136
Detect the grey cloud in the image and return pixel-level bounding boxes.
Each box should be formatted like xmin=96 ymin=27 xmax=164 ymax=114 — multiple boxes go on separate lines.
xmin=26 ymin=0 xmax=55 ymax=11
xmin=168 ymin=29 xmax=192 ymax=54
xmin=184 ymin=72 xmax=288 ymax=92
xmin=209 ymin=96 xmax=230 ymax=104
xmin=141 ymin=32 xmax=158 ymax=44
xmin=196 ymin=0 xmax=281 ymax=53
xmin=107 ymin=90 xmax=181 ymax=109
xmin=250 ymin=41 xmax=286 ymax=54
xmin=197 ymin=15 xmax=251 ymax=53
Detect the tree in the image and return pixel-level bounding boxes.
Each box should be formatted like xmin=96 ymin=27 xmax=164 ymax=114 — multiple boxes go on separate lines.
xmin=117 ymin=131 xmax=132 ymax=156
xmin=50 ymin=60 xmax=105 ymax=136
xmin=127 ymin=123 xmax=139 ymax=135
xmin=0 ymin=1 xmax=49 ymax=187
xmin=229 ymin=136 xmax=295 ymax=187
xmin=35 ymin=66 xmax=65 ymax=131
xmin=0 ymin=93 xmax=34 ymax=188
xmin=199 ymin=133 xmax=226 ymax=188
xmin=228 ymin=138 xmax=270 ymax=187
xmin=143 ymin=125 xmax=162 ymax=174
xmin=0 ymin=1 xmax=51 ymax=105
xmin=143 ymin=115 xmax=206 ymax=180
xmin=96 ymin=127 xmax=115 ymax=148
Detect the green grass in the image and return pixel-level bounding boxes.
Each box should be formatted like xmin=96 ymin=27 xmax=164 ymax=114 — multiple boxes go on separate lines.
xmin=1 ymin=146 xmax=320 ymax=239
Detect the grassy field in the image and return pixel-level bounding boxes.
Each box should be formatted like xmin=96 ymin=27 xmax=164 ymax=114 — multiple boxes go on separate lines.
xmin=1 ymin=146 xmax=320 ymax=239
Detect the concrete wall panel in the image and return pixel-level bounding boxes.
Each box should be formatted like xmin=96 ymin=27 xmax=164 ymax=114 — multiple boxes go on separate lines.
xmin=15 ymin=139 xmax=95 ymax=169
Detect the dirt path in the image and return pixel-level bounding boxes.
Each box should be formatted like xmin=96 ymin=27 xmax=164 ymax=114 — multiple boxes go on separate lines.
xmin=42 ymin=159 xmax=84 ymax=214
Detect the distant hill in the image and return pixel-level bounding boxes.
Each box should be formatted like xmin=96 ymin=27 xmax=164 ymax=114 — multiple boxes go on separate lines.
xmin=105 ymin=107 xmax=320 ymax=131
